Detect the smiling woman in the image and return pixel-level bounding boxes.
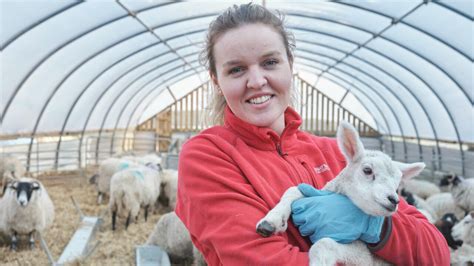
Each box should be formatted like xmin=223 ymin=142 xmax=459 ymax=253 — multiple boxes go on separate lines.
xmin=175 ymin=3 xmax=449 ymax=266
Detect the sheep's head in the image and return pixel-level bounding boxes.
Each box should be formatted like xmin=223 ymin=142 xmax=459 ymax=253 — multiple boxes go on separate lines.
xmin=439 ymin=173 xmax=463 ymax=190
xmin=8 ymin=179 xmax=41 ymax=207
xmin=336 ymin=121 xmax=425 ymax=217
xmin=452 ymin=212 xmax=474 ymax=244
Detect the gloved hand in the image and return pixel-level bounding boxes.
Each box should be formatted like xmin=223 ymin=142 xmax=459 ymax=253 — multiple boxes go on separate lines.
xmin=291 ymin=183 xmax=384 ymax=244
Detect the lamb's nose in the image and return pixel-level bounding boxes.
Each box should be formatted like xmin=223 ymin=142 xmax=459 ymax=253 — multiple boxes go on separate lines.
xmin=388 ymin=195 xmax=399 ymax=205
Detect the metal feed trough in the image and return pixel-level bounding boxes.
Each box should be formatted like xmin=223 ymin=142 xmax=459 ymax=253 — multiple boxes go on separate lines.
xmin=136 ymin=245 xmax=171 ymax=266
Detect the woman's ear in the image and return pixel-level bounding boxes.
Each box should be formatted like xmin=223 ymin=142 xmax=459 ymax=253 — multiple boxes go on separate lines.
xmin=210 ymin=72 xmax=219 ymax=87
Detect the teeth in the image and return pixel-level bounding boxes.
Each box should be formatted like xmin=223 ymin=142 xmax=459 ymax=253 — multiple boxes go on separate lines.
xmin=248 ymin=95 xmax=271 ymax=104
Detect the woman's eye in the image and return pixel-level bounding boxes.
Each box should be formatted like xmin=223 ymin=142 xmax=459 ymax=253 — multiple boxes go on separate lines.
xmin=363 ymin=167 xmax=373 ymax=175
xmin=228 ymin=67 xmax=243 ymax=75
xmin=263 ymin=59 xmax=278 ymax=67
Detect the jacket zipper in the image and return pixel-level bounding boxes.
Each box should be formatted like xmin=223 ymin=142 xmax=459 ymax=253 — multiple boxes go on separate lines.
xmin=275 ymin=141 xmax=304 ymax=184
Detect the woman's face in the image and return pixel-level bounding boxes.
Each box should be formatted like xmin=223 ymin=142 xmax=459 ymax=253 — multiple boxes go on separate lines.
xmin=212 ymin=23 xmax=292 ymax=134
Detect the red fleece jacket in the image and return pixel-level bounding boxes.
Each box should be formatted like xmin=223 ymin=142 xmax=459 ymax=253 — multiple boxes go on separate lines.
xmin=175 ymin=106 xmax=450 ymax=266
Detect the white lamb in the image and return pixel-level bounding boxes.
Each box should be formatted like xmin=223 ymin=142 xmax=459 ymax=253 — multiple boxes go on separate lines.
xmin=109 ymin=166 xmax=161 ymax=230
xmin=0 ymin=177 xmax=54 ymax=250
xmin=399 ymin=178 xmax=440 ymax=199
xmin=96 ymin=157 xmax=140 ymax=204
xmin=451 ymin=212 xmax=474 ymax=265
xmin=0 ymin=154 xmax=26 ymax=196
xmin=426 ymin=192 xmax=466 ymax=221
xmin=256 ymin=121 xmax=425 ymax=266
xmin=146 ymin=211 xmax=206 ymax=265
xmin=439 ymin=174 xmax=474 ymax=213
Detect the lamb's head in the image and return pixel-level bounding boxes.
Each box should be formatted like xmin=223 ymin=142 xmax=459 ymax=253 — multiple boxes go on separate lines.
xmin=439 ymin=173 xmax=463 ymax=190
xmin=335 ymin=121 xmax=425 ymax=217
xmin=8 ymin=178 xmax=41 ymax=207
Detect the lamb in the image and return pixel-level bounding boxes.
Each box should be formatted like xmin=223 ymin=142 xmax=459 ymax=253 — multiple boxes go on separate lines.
xmin=0 ymin=177 xmax=54 ymax=251
xmin=256 ymin=121 xmax=425 ymax=266
xmin=425 ymin=192 xmax=466 ymax=221
xmin=0 ymin=154 xmax=26 ymax=196
xmin=109 ymin=166 xmax=161 ymax=230
xmin=399 ymin=178 xmax=440 ymax=199
xmin=96 ymin=157 xmax=140 ymax=204
xmin=439 ymin=174 xmax=474 ymax=213
xmin=146 ymin=211 xmax=206 ymax=265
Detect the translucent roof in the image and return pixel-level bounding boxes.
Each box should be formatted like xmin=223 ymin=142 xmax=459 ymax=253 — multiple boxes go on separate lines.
xmin=1 ymin=1 xmax=473 ymax=144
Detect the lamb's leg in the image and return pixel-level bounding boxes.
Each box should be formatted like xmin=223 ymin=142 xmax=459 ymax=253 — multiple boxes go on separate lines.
xmin=97 ymin=192 xmax=103 ymax=205
xmin=29 ymin=231 xmax=35 ymax=249
xmin=309 ymin=239 xmax=385 ymax=266
xmin=125 ymin=212 xmax=131 ymax=230
xmin=256 ymin=186 xmax=303 ymax=237
xmin=112 ymin=210 xmax=117 ymax=231
xmin=144 ymin=204 xmax=149 ymax=222
xmin=10 ymin=231 xmax=18 ymax=251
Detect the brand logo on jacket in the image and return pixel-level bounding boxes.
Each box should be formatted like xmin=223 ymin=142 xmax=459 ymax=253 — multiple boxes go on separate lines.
xmin=315 ymin=164 xmax=329 ymax=174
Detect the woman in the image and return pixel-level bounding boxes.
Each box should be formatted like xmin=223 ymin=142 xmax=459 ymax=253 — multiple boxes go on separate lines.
xmin=175 ymin=3 xmax=449 ymax=265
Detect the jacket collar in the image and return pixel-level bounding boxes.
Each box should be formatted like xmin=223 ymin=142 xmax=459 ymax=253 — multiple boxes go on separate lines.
xmin=223 ymin=105 xmax=302 ymax=151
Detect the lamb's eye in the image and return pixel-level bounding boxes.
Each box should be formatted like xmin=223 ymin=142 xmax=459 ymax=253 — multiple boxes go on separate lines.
xmin=363 ymin=167 xmax=373 ymax=175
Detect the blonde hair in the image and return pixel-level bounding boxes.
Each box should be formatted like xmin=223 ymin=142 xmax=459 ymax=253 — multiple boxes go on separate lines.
xmin=200 ymin=3 xmax=295 ymax=127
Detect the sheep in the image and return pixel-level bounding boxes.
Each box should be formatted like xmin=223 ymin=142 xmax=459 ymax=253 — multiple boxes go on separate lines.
xmin=256 ymin=121 xmax=425 ymax=266
xmin=109 ymin=166 xmax=161 ymax=230
xmin=452 ymin=212 xmax=474 ymax=247
xmin=96 ymin=157 xmax=141 ymax=204
xmin=439 ymin=174 xmax=474 ymax=213
xmin=399 ymin=178 xmax=441 ymax=199
xmin=400 ymin=189 xmax=437 ymax=223
xmin=146 ymin=211 xmax=206 ymax=265
xmin=433 ymin=213 xmax=463 ymax=250
xmin=450 ymin=244 xmax=474 ymax=266
xmin=426 ymin=193 xmax=466 ymax=221
xmin=451 ymin=212 xmax=474 ymax=266
xmin=0 ymin=177 xmax=54 ymax=251
xmin=159 ymin=169 xmax=178 ymax=210
xmin=0 ymin=155 xmax=26 ymax=196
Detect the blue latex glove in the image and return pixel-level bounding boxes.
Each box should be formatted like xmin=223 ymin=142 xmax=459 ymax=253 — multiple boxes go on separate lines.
xmin=291 ymin=183 xmax=384 ymax=244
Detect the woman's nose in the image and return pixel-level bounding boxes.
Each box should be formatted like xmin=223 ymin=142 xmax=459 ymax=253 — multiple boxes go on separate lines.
xmin=247 ymin=67 xmax=267 ymax=89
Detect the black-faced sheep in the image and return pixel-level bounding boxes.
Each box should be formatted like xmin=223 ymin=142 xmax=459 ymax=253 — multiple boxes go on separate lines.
xmin=0 ymin=177 xmax=54 ymax=251
xmin=439 ymin=174 xmax=474 ymax=213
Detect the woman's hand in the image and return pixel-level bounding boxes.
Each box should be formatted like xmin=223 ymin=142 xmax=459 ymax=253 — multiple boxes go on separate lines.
xmin=291 ymin=183 xmax=384 ymax=244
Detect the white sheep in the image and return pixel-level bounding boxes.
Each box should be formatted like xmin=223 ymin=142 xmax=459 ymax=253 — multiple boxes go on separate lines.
xmin=451 ymin=212 xmax=474 ymax=265
xmin=146 ymin=211 xmax=205 ymax=265
xmin=0 ymin=177 xmax=54 ymax=251
xmin=426 ymin=192 xmax=466 ymax=221
xmin=109 ymin=166 xmax=161 ymax=230
xmin=0 ymin=154 xmax=26 ymax=196
xmin=160 ymin=169 xmax=178 ymax=210
xmin=96 ymin=157 xmax=140 ymax=204
xmin=256 ymin=121 xmax=425 ymax=266
xmin=399 ymin=178 xmax=440 ymax=199
xmin=440 ymin=174 xmax=474 ymax=213
xmin=400 ymin=189 xmax=437 ymax=223
xmin=452 ymin=212 xmax=474 ymax=246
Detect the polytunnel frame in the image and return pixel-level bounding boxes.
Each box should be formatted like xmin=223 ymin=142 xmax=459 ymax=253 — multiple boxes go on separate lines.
xmin=40 ymin=7 xmax=466 ymax=172
xmin=2 ymin=1 xmax=468 ymax=174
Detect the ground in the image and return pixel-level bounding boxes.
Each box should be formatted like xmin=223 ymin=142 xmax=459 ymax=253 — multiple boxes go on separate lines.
xmin=0 ymin=174 xmax=167 ymax=265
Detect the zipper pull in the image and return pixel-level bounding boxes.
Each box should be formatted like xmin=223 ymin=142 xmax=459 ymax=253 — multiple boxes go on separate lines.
xmin=276 ymin=143 xmax=287 ymax=157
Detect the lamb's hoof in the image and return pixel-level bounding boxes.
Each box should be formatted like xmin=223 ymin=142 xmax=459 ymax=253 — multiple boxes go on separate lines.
xmin=256 ymin=220 xmax=276 ymax=237
xmin=10 ymin=244 xmax=17 ymax=252
xmin=29 ymin=242 xmax=35 ymax=250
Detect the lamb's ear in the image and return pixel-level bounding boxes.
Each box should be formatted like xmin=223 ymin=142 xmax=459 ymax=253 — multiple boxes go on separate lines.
xmin=394 ymin=161 xmax=425 ymax=180
xmin=337 ymin=121 xmax=364 ymax=162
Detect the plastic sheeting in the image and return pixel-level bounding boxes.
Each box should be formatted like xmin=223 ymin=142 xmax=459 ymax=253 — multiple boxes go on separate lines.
xmin=1 ymin=0 xmax=473 ymax=144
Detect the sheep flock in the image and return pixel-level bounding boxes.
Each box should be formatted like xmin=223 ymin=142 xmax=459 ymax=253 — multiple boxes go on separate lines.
xmin=1 ymin=148 xmax=473 ymax=265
